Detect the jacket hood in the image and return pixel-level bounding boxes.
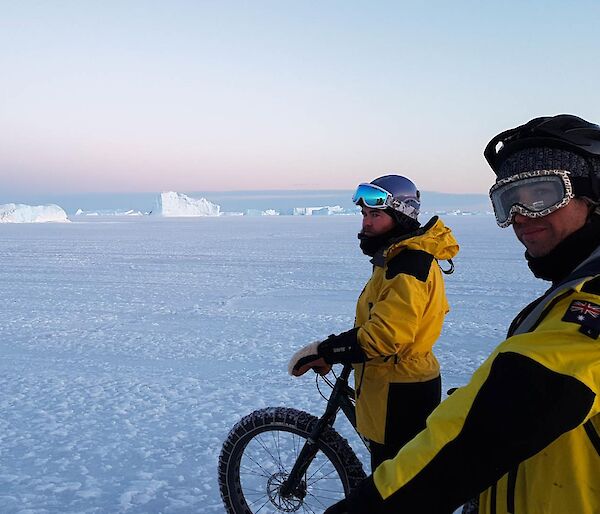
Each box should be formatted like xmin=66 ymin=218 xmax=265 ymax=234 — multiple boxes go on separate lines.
xmin=384 ymin=216 xmax=459 ymax=261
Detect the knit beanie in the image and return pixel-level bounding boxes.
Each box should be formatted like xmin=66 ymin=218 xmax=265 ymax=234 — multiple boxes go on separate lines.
xmin=497 ymin=147 xmax=600 ymax=200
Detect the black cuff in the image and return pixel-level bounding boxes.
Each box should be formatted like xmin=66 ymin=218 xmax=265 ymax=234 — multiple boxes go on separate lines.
xmin=346 ymin=475 xmax=387 ymax=514
xmin=318 ymin=328 xmax=365 ymax=365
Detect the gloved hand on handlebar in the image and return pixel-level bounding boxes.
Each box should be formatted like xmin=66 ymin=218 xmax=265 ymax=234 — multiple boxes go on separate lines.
xmin=287 ymin=340 xmax=332 ymax=376
xmin=288 ymin=328 xmax=366 ymax=377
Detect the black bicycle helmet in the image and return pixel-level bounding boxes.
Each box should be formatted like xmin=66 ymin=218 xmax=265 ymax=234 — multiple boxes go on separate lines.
xmin=484 ymin=114 xmax=600 ymax=200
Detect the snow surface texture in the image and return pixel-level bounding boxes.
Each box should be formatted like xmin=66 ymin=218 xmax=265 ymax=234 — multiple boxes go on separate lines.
xmin=0 ymin=203 xmax=69 ymax=223
xmin=159 ymin=192 xmax=220 ymax=217
xmin=0 ymin=216 xmax=545 ymax=513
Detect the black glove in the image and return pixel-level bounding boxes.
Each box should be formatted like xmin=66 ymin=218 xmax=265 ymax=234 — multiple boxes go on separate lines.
xmin=318 ymin=328 xmax=365 ymax=365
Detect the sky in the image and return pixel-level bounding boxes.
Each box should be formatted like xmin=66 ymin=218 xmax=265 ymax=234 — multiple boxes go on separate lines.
xmin=1 ymin=1 xmax=599 ymax=197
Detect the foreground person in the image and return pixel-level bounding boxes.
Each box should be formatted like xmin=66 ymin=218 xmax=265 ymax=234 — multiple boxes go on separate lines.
xmin=324 ymin=114 xmax=600 ymax=514
xmin=289 ymin=174 xmax=458 ymax=471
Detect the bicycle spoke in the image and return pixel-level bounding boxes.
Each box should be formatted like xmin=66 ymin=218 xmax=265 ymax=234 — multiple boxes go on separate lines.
xmin=271 ymin=427 xmax=287 ymax=472
xmin=310 ymin=488 xmax=342 ymax=510
xmin=251 ymin=496 xmax=272 ymax=513
xmin=300 ymin=501 xmax=319 ymax=514
xmin=254 ymin=433 xmax=287 ymax=472
xmin=238 ymin=485 xmax=270 ymax=497
xmin=306 ymin=459 xmax=341 ymax=486
xmin=240 ymin=451 xmax=278 ymax=479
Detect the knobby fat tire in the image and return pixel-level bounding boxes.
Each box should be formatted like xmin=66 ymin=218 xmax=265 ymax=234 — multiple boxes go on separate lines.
xmin=218 ymin=407 xmax=366 ymax=513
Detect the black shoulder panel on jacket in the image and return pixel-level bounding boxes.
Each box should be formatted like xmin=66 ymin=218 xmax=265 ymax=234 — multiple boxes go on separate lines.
xmin=352 ymin=351 xmax=596 ymax=513
xmin=386 ymin=250 xmax=434 ymax=282
xmin=581 ymin=275 xmax=600 ymax=295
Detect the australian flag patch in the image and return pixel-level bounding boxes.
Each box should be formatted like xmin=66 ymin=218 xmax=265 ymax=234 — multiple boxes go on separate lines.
xmin=562 ymin=300 xmax=600 ymax=339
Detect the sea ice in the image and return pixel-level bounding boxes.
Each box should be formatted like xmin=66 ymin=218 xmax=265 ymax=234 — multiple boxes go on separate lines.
xmin=0 ymin=215 xmax=543 ymax=513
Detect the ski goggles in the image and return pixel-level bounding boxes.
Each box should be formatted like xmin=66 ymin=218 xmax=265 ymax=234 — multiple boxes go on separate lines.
xmin=352 ymin=183 xmax=394 ymax=208
xmin=489 ymin=170 xmax=574 ymax=227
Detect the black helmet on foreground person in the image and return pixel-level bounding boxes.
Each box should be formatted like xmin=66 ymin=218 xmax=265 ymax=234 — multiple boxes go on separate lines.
xmin=484 ymin=114 xmax=600 ymax=201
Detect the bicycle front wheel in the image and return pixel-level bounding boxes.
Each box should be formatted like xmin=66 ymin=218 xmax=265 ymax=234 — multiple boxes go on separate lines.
xmin=218 ymin=407 xmax=366 ymax=514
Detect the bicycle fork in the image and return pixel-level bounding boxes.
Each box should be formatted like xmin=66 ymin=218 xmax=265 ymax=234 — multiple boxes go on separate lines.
xmin=279 ymin=369 xmax=354 ymax=499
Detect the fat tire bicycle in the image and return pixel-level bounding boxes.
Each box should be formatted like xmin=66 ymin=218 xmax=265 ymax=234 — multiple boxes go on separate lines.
xmin=218 ymin=364 xmax=367 ymax=513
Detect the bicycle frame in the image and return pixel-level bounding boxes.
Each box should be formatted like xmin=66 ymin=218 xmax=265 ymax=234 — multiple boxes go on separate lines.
xmin=279 ymin=364 xmax=367 ymax=498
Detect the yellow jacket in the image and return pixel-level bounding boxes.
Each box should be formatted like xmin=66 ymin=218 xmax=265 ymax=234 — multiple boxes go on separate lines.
xmin=353 ymin=216 xmax=459 ymax=442
xmin=343 ymin=252 xmax=600 ymax=513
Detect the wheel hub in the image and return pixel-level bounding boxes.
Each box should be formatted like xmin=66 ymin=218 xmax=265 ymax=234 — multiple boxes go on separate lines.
xmin=266 ymin=471 xmax=306 ymax=512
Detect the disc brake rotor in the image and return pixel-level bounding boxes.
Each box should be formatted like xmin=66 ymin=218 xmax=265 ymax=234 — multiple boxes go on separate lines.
xmin=266 ymin=472 xmax=306 ymax=512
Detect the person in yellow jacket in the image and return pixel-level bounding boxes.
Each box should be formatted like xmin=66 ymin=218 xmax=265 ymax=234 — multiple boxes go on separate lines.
xmin=288 ymin=174 xmax=459 ymax=470
xmin=323 ymin=114 xmax=600 ymax=514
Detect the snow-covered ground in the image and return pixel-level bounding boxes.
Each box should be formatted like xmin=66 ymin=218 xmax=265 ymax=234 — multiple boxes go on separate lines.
xmin=0 ymin=215 xmax=544 ymax=513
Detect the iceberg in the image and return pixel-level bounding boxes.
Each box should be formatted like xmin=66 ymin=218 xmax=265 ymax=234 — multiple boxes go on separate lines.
xmin=75 ymin=208 xmax=145 ymax=216
xmin=159 ymin=192 xmax=221 ymax=217
xmin=292 ymin=205 xmax=347 ymax=216
xmin=244 ymin=209 xmax=280 ymax=216
xmin=0 ymin=203 xmax=69 ymax=223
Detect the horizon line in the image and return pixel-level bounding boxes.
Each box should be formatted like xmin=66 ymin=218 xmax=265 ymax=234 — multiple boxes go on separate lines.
xmin=2 ymin=188 xmax=490 ymax=197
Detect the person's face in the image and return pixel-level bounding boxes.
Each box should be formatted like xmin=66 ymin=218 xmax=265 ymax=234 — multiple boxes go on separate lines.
xmin=512 ymin=197 xmax=590 ymax=257
xmin=361 ymin=207 xmax=396 ymax=237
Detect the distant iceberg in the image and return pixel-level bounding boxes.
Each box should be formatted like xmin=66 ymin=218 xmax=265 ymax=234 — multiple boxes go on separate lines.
xmin=159 ymin=192 xmax=220 ymax=217
xmin=75 ymin=208 xmax=145 ymax=216
xmin=243 ymin=209 xmax=279 ymax=216
xmin=0 ymin=203 xmax=69 ymax=223
xmin=293 ymin=205 xmax=347 ymax=216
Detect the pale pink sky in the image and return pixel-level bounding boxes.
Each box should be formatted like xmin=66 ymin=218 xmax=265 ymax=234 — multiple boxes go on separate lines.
xmin=1 ymin=1 xmax=599 ymax=196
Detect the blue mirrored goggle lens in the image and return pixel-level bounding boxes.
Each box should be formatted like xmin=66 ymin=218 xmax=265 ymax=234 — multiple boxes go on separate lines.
xmin=352 ymin=184 xmax=390 ymax=208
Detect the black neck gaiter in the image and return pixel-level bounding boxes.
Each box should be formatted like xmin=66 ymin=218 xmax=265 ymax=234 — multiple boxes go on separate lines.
xmin=358 ymin=224 xmax=415 ymax=257
xmin=526 ymin=213 xmax=600 ymax=283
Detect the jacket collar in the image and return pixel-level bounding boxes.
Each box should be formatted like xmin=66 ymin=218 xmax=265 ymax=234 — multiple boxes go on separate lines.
xmin=370 ymin=216 xmax=440 ymax=267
